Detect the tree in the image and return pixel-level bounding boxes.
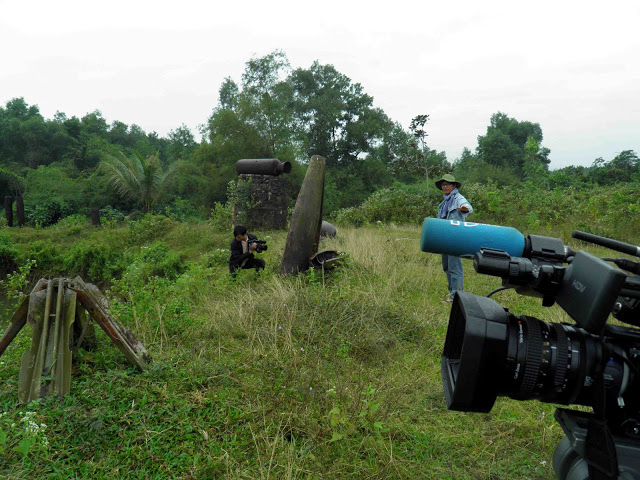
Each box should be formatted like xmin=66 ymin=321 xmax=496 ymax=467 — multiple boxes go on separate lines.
xmin=522 ymin=136 xmax=549 ymax=185
xmin=0 ymin=166 xmax=25 ymax=196
xmin=167 ymin=124 xmax=196 ymax=162
xmin=387 ymin=114 xmax=450 ymax=189
xmin=98 ymin=151 xmax=177 ymax=212
xmin=290 ymin=61 xmax=392 ymax=166
xmin=587 ymin=150 xmax=639 ymax=185
xmin=409 ymin=114 xmax=432 ymax=191
xmin=453 ymin=147 xmax=520 ymax=186
xmin=238 ymin=50 xmax=294 ymax=158
xmin=476 ymin=112 xmax=550 ymax=178
xmin=218 ymin=77 xmax=239 ymax=111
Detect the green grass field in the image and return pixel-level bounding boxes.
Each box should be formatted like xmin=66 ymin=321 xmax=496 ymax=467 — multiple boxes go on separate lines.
xmin=0 ymin=220 xmax=604 ymax=479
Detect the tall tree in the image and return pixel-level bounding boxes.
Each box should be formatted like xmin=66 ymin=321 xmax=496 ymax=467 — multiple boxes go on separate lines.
xmin=238 ymin=50 xmax=294 ymax=158
xmin=167 ymin=124 xmax=196 ymax=162
xmin=587 ymin=150 xmax=639 ymax=185
xmin=218 ymin=77 xmax=239 ymax=111
xmin=476 ymin=112 xmax=550 ymax=177
xmin=387 ymin=114 xmax=450 ymax=188
xmin=522 ymin=136 xmax=549 ymax=185
xmin=289 ymin=61 xmax=392 ymax=166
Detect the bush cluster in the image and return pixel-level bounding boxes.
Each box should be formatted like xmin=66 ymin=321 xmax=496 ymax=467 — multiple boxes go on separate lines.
xmin=0 ymin=234 xmax=18 ymax=274
xmin=335 ymin=181 xmax=640 ymax=242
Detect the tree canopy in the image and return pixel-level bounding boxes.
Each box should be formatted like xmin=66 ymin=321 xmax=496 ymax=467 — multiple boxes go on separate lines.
xmin=0 ymin=51 xmax=637 ymax=225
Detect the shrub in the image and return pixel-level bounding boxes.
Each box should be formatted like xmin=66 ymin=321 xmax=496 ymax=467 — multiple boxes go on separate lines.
xmin=99 ymin=205 xmax=126 ymax=224
xmin=334 ymin=184 xmax=438 ymax=225
xmin=54 ymin=214 xmax=88 ymax=235
xmin=164 ymin=197 xmax=203 ymax=222
xmin=208 ymin=202 xmax=232 ymax=232
xmin=127 ymin=213 xmax=175 ymax=244
xmin=24 ymin=241 xmax=61 ymax=273
xmin=138 ymin=242 xmax=184 ymax=279
xmin=61 ymin=243 xmax=125 ymax=282
xmin=0 ymin=234 xmax=18 ymax=275
xmin=25 ymin=200 xmax=75 ymax=228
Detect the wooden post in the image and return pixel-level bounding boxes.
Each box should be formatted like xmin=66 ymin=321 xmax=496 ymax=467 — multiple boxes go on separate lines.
xmin=90 ymin=208 xmax=101 ymax=226
xmin=16 ymin=195 xmax=25 ymax=226
xmin=4 ymin=196 xmax=13 ymax=227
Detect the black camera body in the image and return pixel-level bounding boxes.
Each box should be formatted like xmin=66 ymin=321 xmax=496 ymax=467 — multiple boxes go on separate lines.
xmin=251 ymin=239 xmax=268 ymax=253
xmin=440 ymin=228 xmax=640 ymax=480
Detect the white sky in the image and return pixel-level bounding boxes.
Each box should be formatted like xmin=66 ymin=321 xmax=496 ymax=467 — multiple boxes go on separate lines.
xmin=1 ymin=0 xmax=638 ymax=169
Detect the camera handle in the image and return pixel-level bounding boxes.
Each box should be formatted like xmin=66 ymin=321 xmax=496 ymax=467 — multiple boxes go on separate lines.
xmin=573 ymin=231 xmax=640 ymax=259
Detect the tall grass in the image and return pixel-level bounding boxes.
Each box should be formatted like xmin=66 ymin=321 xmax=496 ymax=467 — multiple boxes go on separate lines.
xmin=0 ymin=220 xmax=607 ymax=479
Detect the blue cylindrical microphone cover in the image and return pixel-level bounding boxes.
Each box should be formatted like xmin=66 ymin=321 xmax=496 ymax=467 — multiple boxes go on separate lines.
xmin=420 ymin=218 xmax=525 ymax=257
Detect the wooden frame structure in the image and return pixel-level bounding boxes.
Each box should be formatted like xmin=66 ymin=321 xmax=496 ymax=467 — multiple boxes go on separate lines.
xmin=0 ymin=277 xmax=150 ymax=403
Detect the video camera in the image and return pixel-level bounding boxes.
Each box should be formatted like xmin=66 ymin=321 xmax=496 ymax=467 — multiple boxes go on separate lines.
xmin=250 ymin=239 xmax=268 ymax=253
xmin=421 ymin=218 xmax=640 ymax=480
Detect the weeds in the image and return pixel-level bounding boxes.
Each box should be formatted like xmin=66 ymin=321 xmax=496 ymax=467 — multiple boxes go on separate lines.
xmin=0 ymin=219 xmax=585 ymax=479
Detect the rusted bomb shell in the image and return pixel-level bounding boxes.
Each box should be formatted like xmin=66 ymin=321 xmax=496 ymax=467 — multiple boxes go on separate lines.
xmin=236 ymin=158 xmax=292 ymax=176
xmin=280 ymin=155 xmax=326 ymax=275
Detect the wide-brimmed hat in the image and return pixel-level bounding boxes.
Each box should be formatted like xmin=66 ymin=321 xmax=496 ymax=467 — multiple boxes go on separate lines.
xmin=435 ymin=174 xmax=461 ymax=190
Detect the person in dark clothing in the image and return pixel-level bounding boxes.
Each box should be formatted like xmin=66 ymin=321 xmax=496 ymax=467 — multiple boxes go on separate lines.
xmin=229 ymin=225 xmax=266 ymax=274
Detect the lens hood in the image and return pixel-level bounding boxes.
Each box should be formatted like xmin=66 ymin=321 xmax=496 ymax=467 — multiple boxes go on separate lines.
xmin=441 ymin=292 xmax=509 ymax=412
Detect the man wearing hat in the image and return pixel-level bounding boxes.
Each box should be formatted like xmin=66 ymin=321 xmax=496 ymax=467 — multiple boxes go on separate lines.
xmin=435 ymin=174 xmax=473 ymax=303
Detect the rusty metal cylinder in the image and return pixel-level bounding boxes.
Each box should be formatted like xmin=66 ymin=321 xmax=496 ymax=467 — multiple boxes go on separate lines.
xmin=90 ymin=208 xmax=101 ymax=226
xmin=236 ymin=158 xmax=292 ymax=176
xmin=16 ymin=195 xmax=25 ymax=226
xmin=280 ymin=155 xmax=326 ymax=275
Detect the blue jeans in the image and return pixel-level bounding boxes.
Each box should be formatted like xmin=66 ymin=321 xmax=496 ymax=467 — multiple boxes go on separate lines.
xmin=441 ymin=254 xmax=463 ymax=296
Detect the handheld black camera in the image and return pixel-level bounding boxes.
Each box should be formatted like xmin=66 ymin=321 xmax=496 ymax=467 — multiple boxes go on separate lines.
xmin=251 ymin=240 xmax=268 ymax=253
xmin=437 ymin=227 xmax=640 ymax=480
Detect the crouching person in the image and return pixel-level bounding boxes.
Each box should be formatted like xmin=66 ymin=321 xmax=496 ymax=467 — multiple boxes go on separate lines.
xmin=229 ymin=225 xmax=266 ymax=275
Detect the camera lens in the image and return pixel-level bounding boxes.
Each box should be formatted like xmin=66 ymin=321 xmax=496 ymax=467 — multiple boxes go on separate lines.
xmin=499 ymin=316 xmax=598 ymax=405
xmin=442 ymin=292 xmax=628 ymax=412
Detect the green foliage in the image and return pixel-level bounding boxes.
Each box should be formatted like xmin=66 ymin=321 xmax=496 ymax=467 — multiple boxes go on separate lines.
xmin=324 ymin=158 xmax=394 ymax=214
xmin=334 ymin=183 xmax=437 ymax=225
xmin=126 ymin=213 xmax=176 ymax=244
xmin=335 ymin=179 xmax=640 ymax=243
xmin=0 ymin=410 xmax=49 ymax=462
xmin=24 ymin=241 xmax=60 ymax=273
xmin=53 ymin=213 xmax=88 ymax=235
xmin=327 ymin=385 xmax=387 ymax=443
xmin=454 ymin=148 xmax=520 ymax=186
xmin=26 ymin=199 xmax=75 ymax=228
xmin=163 ymin=196 xmax=202 ymax=222
xmin=0 ymin=258 xmax=36 ymax=315
xmin=99 ymin=151 xmax=177 ymax=212
xmin=290 ymin=60 xmax=393 ymax=167
xmin=138 ymin=242 xmax=184 ymax=280
xmin=61 ymin=243 xmax=125 ymax=282
xmin=99 ymin=205 xmax=126 ymax=225
xmin=22 ymin=164 xmax=83 ymax=225
xmin=208 ymin=201 xmax=233 ymax=232
xmin=476 ymin=112 xmax=550 ymax=179
xmin=0 ymin=221 xmax=606 ymax=479
xmin=226 ymin=178 xmax=255 ymax=226
xmin=0 ymin=166 xmax=26 ymax=195
xmin=0 ymin=233 xmax=19 ymax=275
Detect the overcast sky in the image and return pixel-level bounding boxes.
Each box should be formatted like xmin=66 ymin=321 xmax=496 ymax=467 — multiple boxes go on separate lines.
xmin=1 ymin=0 xmax=638 ymax=169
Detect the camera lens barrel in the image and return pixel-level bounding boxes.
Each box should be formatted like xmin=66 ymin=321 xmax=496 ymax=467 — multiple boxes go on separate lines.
xmin=502 ymin=317 xmax=594 ymax=405
xmin=442 ymin=292 xmax=628 ymax=412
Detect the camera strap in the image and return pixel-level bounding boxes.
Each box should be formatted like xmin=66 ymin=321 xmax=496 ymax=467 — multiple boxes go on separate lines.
xmin=585 ymin=343 xmax=619 ymax=480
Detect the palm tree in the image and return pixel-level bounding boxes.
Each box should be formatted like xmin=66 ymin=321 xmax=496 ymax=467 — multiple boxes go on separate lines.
xmin=99 ymin=152 xmax=176 ymax=212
